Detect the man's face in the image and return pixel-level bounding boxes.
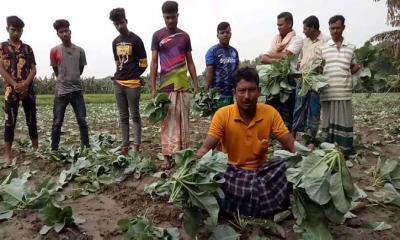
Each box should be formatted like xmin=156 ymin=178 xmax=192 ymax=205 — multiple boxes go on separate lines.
xmin=277 ymin=18 xmax=292 ymax=36
xmin=233 ymin=79 xmax=260 ymax=112
xmin=329 ymin=20 xmax=345 ymax=40
xmin=57 ymin=27 xmax=71 ymax=43
xmin=163 ymin=13 xmax=178 ymax=30
xmin=303 ymin=25 xmax=314 ymax=38
xmin=113 ymin=18 xmax=128 ymax=34
xmin=217 ymin=27 xmax=231 ymax=46
xmin=7 ymin=25 xmax=23 ymax=42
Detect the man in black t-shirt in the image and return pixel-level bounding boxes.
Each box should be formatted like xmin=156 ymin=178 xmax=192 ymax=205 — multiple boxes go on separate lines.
xmin=109 ymin=8 xmax=147 ymax=155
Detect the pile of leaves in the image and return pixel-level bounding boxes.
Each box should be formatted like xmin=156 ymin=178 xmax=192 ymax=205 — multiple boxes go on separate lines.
xmin=298 ymin=59 xmax=328 ymax=96
xmin=257 ymin=57 xmax=300 ymax=103
xmin=275 ymin=144 xmax=355 ymax=240
xmin=57 ymin=148 xmax=157 ymax=196
xmin=144 ymin=149 xmax=227 ymax=238
xmin=145 ymin=93 xmax=171 ymax=124
xmin=0 ymin=169 xmax=83 ymax=234
xmin=117 ymin=216 xmax=180 ymax=240
xmin=372 ymin=158 xmax=400 ymax=207
xmin=192 ymin=88 xmax=220 ymax=117
xmin=354 ymin=42 xmax=386 ymax=95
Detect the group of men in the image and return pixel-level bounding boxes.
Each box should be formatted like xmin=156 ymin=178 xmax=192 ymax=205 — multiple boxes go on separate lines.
xmin=1 ymin=1 xmax=360 ymax=218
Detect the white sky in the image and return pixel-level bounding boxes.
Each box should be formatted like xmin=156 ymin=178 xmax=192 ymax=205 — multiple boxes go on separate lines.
xmin=0 ymin=0 xmax=393 ymax=78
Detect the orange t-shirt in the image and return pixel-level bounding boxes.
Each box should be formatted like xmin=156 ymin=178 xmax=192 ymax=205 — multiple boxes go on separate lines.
xmin=208 ymin=103 xmax=289 ymax=170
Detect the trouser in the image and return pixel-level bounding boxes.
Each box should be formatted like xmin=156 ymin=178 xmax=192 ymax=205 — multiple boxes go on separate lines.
xmin=114 ymin=83 xmax=141 ymax=147
xmin=51 ymin=91 xmax=89 ymax=150
xmin=4 ymin=87 xmax=38 ymax=142
xmin=265 ymin=89 xmax=296 ymax=131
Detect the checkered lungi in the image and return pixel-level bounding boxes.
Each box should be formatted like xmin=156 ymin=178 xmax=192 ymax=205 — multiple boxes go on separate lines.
xmin=219 ymin=157 xmax=290 ymax=217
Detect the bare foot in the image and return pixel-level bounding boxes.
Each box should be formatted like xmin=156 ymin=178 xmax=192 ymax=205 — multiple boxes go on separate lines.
xmin=308 ymin=143 xmax=316 ymax=151
xmin=161 ymin=156 xmax=174 ymax=170
xmin=120 ymin=147 xmax=129 ymax=156
xmin=3 ymin=153 xmax=14 ymax=167
xmin=133 ymin=144 xmax=140 ymax=153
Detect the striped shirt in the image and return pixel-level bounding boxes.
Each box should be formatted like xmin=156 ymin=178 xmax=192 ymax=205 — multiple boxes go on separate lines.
xmin=318 ymin=38 xmax=357 ymax=101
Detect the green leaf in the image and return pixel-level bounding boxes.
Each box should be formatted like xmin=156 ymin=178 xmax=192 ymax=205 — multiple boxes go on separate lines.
xmin=329 ymin=172 xmax=351 ymax=214
xmin=362 ymin=221 xmax=392 ymax=231
xmin=183 ymin=207 xmax=202 ymax=238
xmin=304 ymin=170 xmax=332 ymax=205
xmin=39 ymin=225 xmax=53 ymax=235
xmin=0 ymin=210 xmax=13 ymax=220
xmin=383 ymin=183 xmax=400 ymax=207
xmin=209 ymin=225 xmax=240 ymax=240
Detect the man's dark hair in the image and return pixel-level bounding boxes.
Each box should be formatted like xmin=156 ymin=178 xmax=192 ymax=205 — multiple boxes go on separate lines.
xmin=217 ymin=22 xmax=230 ymax=32
xmin=53 ymin=19 xmax=70 ymax=31
xmin=329 ymin=15 xmax=345 ymax=26
xmin=7 ymin=16 xmax=24 ymax=29
xmin=232 ymin=67 xmax=259 ymax=89
xmin=277 ymin=12 xmax=293 ymax=26
xmin=162 ymin=1 xmax=178 ymax=14
xmin=303 ymin=15 xmax=319 ymax=30
xmin=109 ymin=8 xmax=126 ymax=22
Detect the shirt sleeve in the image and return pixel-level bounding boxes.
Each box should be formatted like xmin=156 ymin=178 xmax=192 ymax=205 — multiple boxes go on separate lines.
xmin=207 ymin=109 xmax=225 ymax=139
xmin=271 ymin=108 xmax=289 ymax=139
xmin=26 ymin=45 xmax=36 ymax=66
xmin=112 ymin=40 xmax=118 ymax=62
xmin=205 ymin=47 xmax=214 ymax=66
xmin=235 ymin=48 xmax=240 ymax=69
xmin=0 ymin=44 xmax=4 ymax=59
xmin=185 ymin=33 xmax=192 ymax=53
xmin=50 ymin=47 xmax=60 ymax=66
xmin=286 ymin=37 xmax=303 ymax=55
xmin=136 ymin=37 xmax=148 ymax=71
xmin=150 ymin=32 xmax=159 ymax=51
xmin=79 ymin=48 xmax=87 ymax=66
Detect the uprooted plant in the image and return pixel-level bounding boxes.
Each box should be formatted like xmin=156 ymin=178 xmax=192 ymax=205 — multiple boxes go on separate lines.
xmin=144 ymin=149 xmax=228 ymax=238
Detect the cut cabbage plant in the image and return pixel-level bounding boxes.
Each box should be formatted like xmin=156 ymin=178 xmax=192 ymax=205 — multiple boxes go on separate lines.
xmin=298 ymin=59 xmax=328 ymax=96
xmin=117 ymin=216 xmax=180 ymax=240
xmin=144 ymin=149 xmax=228 ymax=239
xmin=275 ymin=144 xmax=355 ymax=240
xmin=145 ymin=93 xmax=171 ymax=124
xmin=192 ymin=88 xmax=220 ymax=117
xmin=257 ymin=57 xmax=300 ymax=103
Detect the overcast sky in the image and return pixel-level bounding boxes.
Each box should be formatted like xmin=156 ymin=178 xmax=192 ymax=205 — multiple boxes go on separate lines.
xmin=0 ymin=0 xmax=393 ymax=78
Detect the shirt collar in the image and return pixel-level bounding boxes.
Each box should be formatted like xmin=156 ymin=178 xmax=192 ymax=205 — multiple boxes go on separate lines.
xmin=7 ymin=39 xmax=23 ymax=49
xmin=328 ymin=37 xmax=349 ymax=46
xmin=233 ymin=104 xmax=264 ymax=126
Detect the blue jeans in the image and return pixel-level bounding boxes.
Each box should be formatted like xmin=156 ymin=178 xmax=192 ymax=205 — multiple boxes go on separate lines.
xmin=292 ymin=86 xmax=321 ymax=139
xmin=51 ymin=91 xmax=89 ymax=150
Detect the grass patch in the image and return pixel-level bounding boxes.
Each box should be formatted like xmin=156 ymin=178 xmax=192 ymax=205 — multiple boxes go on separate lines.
xmin=1 ymin=93 xmax=151 ymax=106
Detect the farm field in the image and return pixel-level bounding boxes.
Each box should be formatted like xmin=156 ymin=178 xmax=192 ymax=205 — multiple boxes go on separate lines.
xmin=0 ymin=93 xmax=399 ymax=240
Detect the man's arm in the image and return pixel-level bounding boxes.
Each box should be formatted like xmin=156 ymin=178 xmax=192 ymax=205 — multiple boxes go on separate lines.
xmin=204 ymin=65 xmax=214 ymax=92
xmin=52 ymin=66 xmax=59 ymax=77
xmin=150 ymin=50 xmax=159 ymax=98
xmin=260 ymin=50 xmax=293 ymax=64
xmin=186 ymin=52 xmax=199 ymax=94
xmin=350 ymin=64 xmax=361 ymax=75
xmin=79 ymin=66 xmax=84 ymax=75
xmin=196 ymin=134 xmax=220 ymax=159
xmin=277 ymin=133 xmax=295 ymax=153
xmin=0 ymin=61 xmax=17 ymax=88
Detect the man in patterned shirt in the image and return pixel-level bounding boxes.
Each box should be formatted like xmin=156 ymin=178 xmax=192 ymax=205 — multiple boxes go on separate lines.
xmin=150 ymin=1 xmax=200 ymax=169
xmin=0 ymin=16 xmax=38 ymax=166
xmin=205 ymin=22 xmax=239 ymax=110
